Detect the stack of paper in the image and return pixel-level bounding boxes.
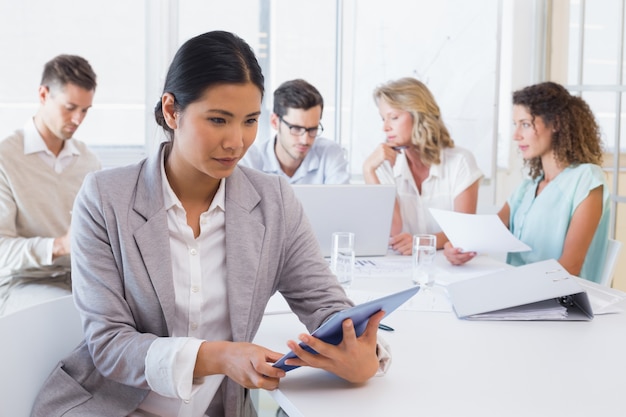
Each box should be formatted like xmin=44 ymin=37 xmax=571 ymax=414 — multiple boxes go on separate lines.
xmin=466 ymin=299 xmax=568 ymax=320
xmin=353 ymin=256 xmax=412 ymax=276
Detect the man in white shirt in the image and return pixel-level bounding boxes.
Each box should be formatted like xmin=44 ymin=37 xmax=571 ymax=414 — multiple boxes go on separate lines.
xmin=240 ymin=79 xmax=350 ymax=184
xmin=0 ymin=54 xmax=101 ymax=315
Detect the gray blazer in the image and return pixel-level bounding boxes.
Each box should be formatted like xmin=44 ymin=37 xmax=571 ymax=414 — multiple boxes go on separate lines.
xmin=32 ymin=142 xmax=352 ymax=417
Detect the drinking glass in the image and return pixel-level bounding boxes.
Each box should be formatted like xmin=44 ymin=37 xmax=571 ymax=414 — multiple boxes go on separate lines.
xmin=412 ymin=234 xmax=437 ymax=286
xmin=330 ymin=232 xmax=355 ymax=288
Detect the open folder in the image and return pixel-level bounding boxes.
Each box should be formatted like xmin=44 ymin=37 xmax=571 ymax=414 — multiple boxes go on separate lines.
xmin=446 ymin=259 xmax=594 ymax=321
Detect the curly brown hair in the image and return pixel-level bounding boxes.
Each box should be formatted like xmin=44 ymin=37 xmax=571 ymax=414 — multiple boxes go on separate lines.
xmin=374 ymin=77 xmax=454 ymax=165
xmin=512 ymin=81 xmax=603 ymax=179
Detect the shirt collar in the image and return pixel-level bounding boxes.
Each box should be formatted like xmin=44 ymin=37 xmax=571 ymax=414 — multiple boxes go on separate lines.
xmin=429 ymin=150 xmax=444 ymax=177
xmin=160 ymin=149 xmax=226 ymax=213
xmin=23 ymin=118 xmax=80 ymax=157
xmin=261 ymin=136 xmax=283 ymax=174
xmin=264 ymin=135 xmax=322 ymax=181
xmin=393 ymin=150 xmax=442 ymax=179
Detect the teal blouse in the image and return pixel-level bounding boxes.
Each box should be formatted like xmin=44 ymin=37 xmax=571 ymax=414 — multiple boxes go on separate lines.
xmin=506 ymin=163 xmax=609 ymax=283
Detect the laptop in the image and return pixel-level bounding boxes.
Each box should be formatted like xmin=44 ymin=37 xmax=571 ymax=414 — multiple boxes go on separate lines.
xmin=291 ymin=184 xmax=396 ymax=257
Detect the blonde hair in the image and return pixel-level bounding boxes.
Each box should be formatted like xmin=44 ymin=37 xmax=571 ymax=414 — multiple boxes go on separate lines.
xmin=373 ymin=77 xmax=454 ymax=165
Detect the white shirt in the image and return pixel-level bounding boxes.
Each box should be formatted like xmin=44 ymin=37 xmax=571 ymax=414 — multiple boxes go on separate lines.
xmin=376 ymin=147 xmax=483 ymax=234
xmin=240 ymin=136 xmax=350 ymax=184
xmin=131 ymin=153 xmax=230 ymax=417
xmin=23 ymin=118 xmax=81 ymax=174
xmin=23 ymin=118 xmax=81 ymax=262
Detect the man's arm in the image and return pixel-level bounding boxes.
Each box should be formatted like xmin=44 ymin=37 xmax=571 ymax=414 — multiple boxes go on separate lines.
xmin=0 ymin=174 xmax=56 ymax=272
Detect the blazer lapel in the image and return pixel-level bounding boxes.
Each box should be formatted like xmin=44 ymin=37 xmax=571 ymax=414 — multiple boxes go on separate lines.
xmin=132 ymin=143 xmax=176 ymax=334
xmin=129 ymin=148 xmax=266 ymax=340
xmin=225 ymin=168 xmax=265 ymax=342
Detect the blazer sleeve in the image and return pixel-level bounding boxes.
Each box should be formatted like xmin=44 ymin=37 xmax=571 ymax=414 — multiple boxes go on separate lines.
xmin=70 ymin=171 xmax=160 ymax=389
xmin=273 ymin=176 xmax=354 ymax=331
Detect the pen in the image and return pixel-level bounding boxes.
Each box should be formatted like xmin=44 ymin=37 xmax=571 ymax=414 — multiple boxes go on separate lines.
xmin=391 ymin=145 xmax=408 ymax=151
xmin=378 ymin=323 xmax=394 ymax=332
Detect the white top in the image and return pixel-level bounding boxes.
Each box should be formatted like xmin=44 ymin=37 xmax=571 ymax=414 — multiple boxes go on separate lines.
xmin=376 ymin=147 xmax=483 ymax=234
xmin=132 ymin=155 xmax=230 ymax=417
xmin=23 ymin=119 xmax=81 ymax=173
xmin=241 ymin=136 xmax=350 ymax=184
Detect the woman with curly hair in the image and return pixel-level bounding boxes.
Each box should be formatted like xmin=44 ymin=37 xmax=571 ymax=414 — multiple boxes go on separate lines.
xmin=363 ymin=77 xmax=483 ymax=254
xmin=445 ymin=81 xmax=609 ymax=283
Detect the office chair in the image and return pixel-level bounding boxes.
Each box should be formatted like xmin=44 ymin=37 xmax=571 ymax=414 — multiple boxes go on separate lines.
xmin=599 ymin=239 xmax=623 ymax=287
xmin=0 ymin=295 xmax=83 ymax=417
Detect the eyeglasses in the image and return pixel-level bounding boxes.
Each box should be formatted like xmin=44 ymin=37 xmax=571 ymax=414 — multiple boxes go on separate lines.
xmin=279 ymin=117 xmax=324 ymax=138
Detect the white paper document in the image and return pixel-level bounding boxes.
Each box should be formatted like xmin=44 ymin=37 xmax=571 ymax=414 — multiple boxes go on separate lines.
xmin=354 ymin=256 xmax=412 ymax=276
xmin=430 ymin=208 xmax=531 ymax=253
xmin=466 ymin=299 xmax=569 ymax=320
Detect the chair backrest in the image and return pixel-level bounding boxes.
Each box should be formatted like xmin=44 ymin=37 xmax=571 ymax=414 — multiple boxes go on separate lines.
xmin=599 ymin=239 xmax=623 ymax=287
xmin=0 ymin=295 xmax=83 ymax=417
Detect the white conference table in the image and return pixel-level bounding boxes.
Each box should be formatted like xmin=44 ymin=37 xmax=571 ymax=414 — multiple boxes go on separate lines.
xmin=254 ymin=254 xmax=626 ymax=417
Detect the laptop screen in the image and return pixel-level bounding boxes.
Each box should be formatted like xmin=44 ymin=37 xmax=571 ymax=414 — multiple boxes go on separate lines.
xmin=291 ymin=184 xmax=396 ymax=257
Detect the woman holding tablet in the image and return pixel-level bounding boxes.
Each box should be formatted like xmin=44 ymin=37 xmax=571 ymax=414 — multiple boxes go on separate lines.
xmin=32 ymin=31 xmax=388 ymax=417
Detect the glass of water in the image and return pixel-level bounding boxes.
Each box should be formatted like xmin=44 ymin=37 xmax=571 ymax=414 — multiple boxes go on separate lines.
xmin=412 ymin=234 xmax=437 ymax=286
xmin=330 ymin=232 xmax=355 ymax=288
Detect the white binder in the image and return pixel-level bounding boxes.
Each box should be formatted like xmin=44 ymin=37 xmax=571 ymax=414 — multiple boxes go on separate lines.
xmin=447 ymin=259 xmax=594 ymax=321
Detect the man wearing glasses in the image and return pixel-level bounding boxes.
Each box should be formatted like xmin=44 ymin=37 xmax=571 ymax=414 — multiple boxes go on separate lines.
xmin=241 ymin=79 xmax=350 ymax=184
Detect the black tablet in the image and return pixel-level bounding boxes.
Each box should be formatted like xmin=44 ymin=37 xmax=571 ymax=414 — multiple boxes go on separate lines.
xmin=272 ymin=285 xmax=420 ymax=371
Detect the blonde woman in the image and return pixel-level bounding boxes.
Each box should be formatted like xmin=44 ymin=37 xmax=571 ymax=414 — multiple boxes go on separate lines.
xmin=363 ymin=77 xmax=483 ymax=254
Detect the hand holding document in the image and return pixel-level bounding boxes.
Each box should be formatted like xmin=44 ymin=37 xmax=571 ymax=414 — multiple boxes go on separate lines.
xmin=430 ymin=208 xmax=531 ymax=253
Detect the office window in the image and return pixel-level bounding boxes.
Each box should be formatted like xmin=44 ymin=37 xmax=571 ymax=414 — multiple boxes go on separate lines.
xmin=564 ymin=0 xmax=624 ymax=153
xmin=176 ymin=0 xmax=338 ymax=150
xmin=2 ymin=0 xmax=502 ymax=183
xmin=558 ymin=0 xmax=625 ymax=232
xmin=338 ymin=0 xmax=501 ymax=182
xmin=551 ymin=0 xmax=626 ymax=288
xmin=264 ymin=0 xmax=339 ymax=144
xmin=0 ymin=0 xmax=147 ymax=167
